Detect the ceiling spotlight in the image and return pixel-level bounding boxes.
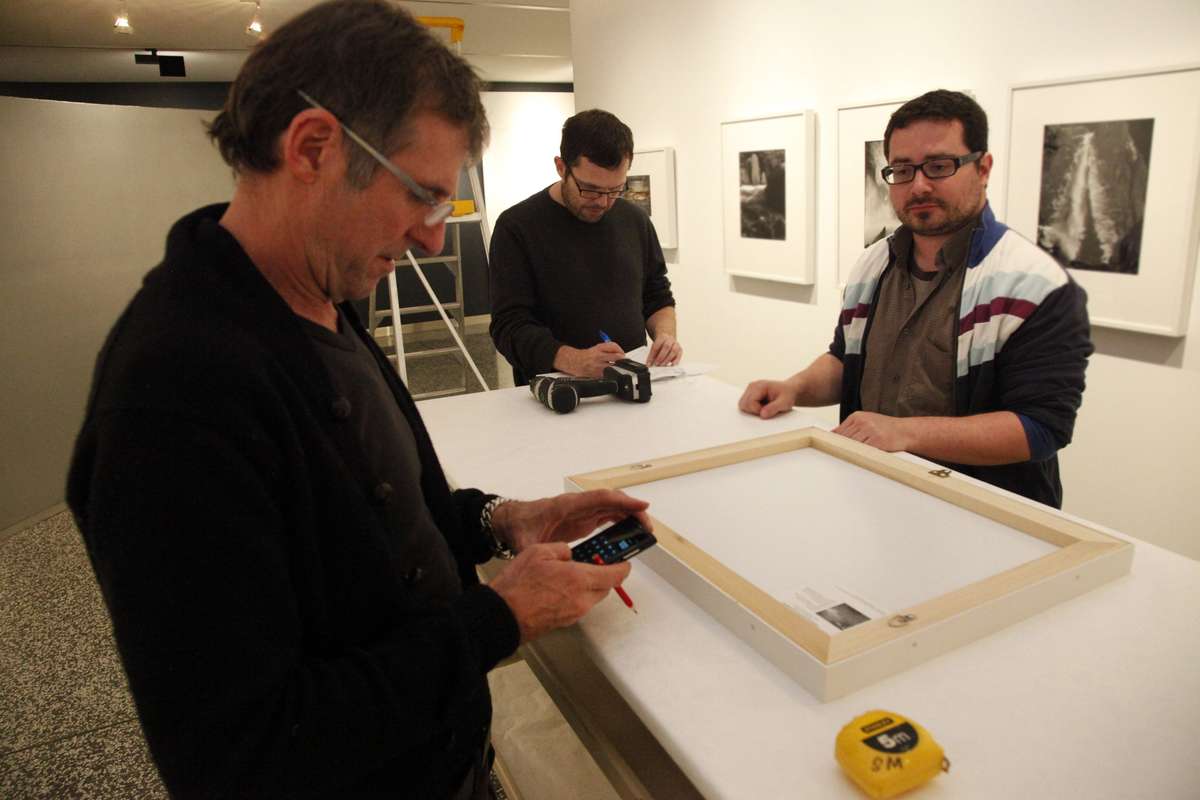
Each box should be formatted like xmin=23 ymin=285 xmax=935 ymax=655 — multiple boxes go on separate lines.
xmin=246 ymin=1 xmax=264 ymax=38
xmin=114 ymin=4 xmax=133 ymax=34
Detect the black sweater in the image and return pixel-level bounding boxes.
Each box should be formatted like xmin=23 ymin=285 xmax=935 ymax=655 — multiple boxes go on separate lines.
xmin=67 ymin=205 xmax=519 ymax=798
xmin=488 ymin=188 xmax=675 ymax=381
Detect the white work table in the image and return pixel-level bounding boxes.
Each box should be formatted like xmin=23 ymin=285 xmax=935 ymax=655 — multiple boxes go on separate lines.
xmin=419 ymin=376 xmax=1200 ymax=799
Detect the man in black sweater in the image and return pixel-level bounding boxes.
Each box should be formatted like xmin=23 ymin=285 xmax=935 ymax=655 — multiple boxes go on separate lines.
xmin=489 ymin=110 xmax=681 ymax=384
xmin=66 ymin=3 xmax=645 ymax=797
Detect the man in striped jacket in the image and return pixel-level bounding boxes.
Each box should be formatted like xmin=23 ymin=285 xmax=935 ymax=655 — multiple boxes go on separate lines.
xmin=739 ymin=90 xmax=1092 ymax=508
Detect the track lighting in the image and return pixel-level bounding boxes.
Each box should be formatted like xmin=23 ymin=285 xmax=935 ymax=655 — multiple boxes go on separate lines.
xmin=114 ymin=3 xmax=133 ymax=34
xmin=246 ymin=1 xmax=264 ymax=38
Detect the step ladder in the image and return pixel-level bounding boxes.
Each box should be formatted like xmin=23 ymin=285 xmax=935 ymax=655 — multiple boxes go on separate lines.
xmin=368 ymin=17 xmax=492 ymax=399
xmin=368 ymin=170 xmax=491 ymax=399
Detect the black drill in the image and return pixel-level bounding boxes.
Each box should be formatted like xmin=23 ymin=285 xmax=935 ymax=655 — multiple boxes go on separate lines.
xmin=530 ymin=359 xmax=652 ymax=414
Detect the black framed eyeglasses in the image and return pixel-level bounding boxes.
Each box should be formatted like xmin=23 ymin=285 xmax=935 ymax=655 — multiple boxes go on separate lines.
xmin=567 ymin=169 xmax=626 ymax=200
xmin=881 ymin=151 xmax=983 ymax=185
xmin=296 ymin=90 xmax=455 ymax=226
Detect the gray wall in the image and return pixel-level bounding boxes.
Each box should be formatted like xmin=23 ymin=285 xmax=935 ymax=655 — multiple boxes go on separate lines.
xmin=0 ymin=82 xmax=570 ymax=529
xmin=0 ymin=96 xmax=233 ymax=529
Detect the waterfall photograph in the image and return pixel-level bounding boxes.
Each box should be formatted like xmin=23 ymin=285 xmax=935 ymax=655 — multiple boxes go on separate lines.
xmin=1036 ymin=118 xmax=1153 ymax=274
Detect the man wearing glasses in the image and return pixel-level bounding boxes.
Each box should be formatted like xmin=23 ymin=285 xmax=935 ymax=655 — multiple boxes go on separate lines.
xmin=67 ymin=2 xmax=647 ymax=798
xmin=489 ymin=109 xmax=681 ymax=383
xmin=740 ymin=90 xmax=1092 ymax=508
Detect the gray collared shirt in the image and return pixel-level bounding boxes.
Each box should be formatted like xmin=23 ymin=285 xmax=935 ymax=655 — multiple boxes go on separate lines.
xmin=858 ymin=216 xmax=979 ymax=418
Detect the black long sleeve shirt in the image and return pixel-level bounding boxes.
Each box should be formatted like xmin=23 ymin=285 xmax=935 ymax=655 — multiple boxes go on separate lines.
xmin=488 ymin=188 xmax=675 ymax=382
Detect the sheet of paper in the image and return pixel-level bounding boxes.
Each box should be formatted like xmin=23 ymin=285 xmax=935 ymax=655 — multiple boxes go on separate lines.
xmin=534 ymin=347 xmax=716 ymax=382
xmin=624 ymin=345 xmax=717 ymax=382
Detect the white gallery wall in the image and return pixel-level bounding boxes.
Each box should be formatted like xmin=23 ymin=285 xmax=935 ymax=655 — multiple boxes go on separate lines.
xmin=480 ymin=90 xmax=575 ymax=229
xmin=569 ymin=0 xmax=1200 ymax=559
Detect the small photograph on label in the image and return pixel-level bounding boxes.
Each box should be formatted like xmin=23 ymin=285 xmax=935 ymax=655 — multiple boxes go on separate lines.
xmin=787 ymin=585 xmax=887 ymax=635
xmin=817 ymin=602 xmax=872 ymax=631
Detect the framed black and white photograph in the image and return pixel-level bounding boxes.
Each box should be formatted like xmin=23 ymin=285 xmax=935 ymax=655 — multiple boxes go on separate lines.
xmin=629 ymin=146 xmax=677 ymax=249
xmin=624 ymin=174 xmax=651 ymax=216
xmin=738 ymin=149 xmax=786 ymax=240
xmin=721 ymin=111 xmax=816 ymax=284
xmin=837 ymin=100 xmax=903 ymax=287
xmin=1006 ymin=66 xmax=1200 ymax=336
xmin=863 ymin=141 xmax=899 ymax=248
xmin=1037 ymin=119 xmax=1153 ymax=275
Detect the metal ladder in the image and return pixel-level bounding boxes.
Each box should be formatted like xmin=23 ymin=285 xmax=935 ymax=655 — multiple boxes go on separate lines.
xmin=366 ymin=15 xmax=491 ymax=400
xmin=367 ymin=163 xmax=491 ymax=399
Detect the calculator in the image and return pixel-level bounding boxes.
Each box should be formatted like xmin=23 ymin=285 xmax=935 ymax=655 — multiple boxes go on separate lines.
xmin=571 ymin=516 xmax=658 ymax=564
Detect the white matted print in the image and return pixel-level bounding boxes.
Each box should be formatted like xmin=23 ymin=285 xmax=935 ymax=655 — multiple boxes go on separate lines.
xmin=721 ymin=111 xmax=816 ymax=284
xmin=837 ymin=100 xmax=903 ymax=287
xmin=628 ymin=147 xmax=677 ymax=249
xmin=1006 ymin=66 xmax=1200 ymax=336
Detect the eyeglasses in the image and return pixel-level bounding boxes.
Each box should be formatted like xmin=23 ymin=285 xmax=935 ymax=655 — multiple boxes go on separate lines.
xmin=567 ymin=169 xmax=626 ymax=200
xmin=297 ymin=90 xmax=455 ymax=226
xmin=881 ymin=151 xmax=983 ymax=185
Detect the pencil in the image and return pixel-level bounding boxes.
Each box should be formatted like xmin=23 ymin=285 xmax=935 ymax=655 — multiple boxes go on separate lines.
xmin=592 ymin=554 xmax=637 ymax=613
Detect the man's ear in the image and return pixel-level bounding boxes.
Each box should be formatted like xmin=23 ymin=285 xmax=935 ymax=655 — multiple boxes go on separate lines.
xmin=977 ymin=152 xmax=994 ymax=189
xmin=280 ymin=109 xmax=341 ymax=184
xmin=554 ymin=156 xmax=567 ymax=179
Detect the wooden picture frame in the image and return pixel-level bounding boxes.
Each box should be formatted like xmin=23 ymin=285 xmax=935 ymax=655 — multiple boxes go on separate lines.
xmin=568 ymin=428 xmax=1133 ymax=701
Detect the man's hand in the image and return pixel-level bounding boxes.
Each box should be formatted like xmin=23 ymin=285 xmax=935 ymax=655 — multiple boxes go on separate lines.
xmin=488 ymin=544 xmax=632 ymax=643
xmin=646 ymin=333 xmax=682 ymax=366
xmin=491 ymin=489 xmax=650 ymax=553
xmin=554 ymin=343 xmax=625 ymax=378
xmin=832 ymin=411 xmax=910 ymax=452
xmin=738 ymin=379 xmax=798 ymax=419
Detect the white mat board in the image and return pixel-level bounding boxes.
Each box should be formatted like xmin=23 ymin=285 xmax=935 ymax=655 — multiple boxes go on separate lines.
xmin=629 ymin=447 xmax=1056 ymax=616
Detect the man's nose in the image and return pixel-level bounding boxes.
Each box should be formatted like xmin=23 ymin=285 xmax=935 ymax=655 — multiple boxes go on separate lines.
xmin=410 ymin=220 xmax=447 ymax=256
xmin=909 ymin=167 xmax=935 ymax=192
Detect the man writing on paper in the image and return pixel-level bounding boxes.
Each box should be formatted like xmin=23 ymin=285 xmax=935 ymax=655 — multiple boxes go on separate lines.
xmin=739 ymin=90 xmax=1092 ymax=508
xmin=67 ymin=3 xmax=645 ymax=797
xmin=489 ymin=109 xmax=681 ymax=384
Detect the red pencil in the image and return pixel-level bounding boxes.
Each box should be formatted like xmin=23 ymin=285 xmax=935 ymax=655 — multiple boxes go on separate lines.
xmin=592 ymin=555 xmax=637 ymax=613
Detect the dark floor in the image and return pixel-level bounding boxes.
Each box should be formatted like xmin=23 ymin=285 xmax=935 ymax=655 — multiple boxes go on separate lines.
xmin=0 ymin=511 xmax=164 ymax=798
xmin=0 ymin=330 xmax=509 ymax=798
xmin=402 ymin=328 xmax=505 ymax=397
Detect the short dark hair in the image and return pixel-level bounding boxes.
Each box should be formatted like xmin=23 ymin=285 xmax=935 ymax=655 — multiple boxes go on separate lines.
xmin=884 ymin=90 xmax=987 ymax=160
xmin=207 ymin=0 xmax=488 ymax=188
xmin=560 ymin=109 xmax=633 ymax=170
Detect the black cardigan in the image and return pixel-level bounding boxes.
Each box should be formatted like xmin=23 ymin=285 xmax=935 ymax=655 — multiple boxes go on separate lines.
xmin=67 ymin=205 xmax=519 ymax=798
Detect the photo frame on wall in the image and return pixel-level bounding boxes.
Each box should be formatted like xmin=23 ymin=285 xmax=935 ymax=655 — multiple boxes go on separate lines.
xmin=628 ymin=146 xmax=677 ymax=249
xmin=1006 ymin=65 xmax=1200 ymax=337
xmin=721 ymin=111 xmax=816 ymax=284
xmin=836 ymin=100 xmax=903 ymax=288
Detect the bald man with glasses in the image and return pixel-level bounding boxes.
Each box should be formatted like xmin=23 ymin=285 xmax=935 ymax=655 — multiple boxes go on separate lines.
xmin=489 ymin=109 xmax=681 ymax=384
xmin=740 ymin=90 xmax=1093 ymax=509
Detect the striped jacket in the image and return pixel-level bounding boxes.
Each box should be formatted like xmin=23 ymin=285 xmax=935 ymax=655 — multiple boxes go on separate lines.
xmin=830 ymin=204 xmax=1093 ymax=508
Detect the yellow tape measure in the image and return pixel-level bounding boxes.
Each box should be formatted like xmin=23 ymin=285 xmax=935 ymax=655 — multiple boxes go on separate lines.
xmin=835 ymin=710 xmax=949 ymax=799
